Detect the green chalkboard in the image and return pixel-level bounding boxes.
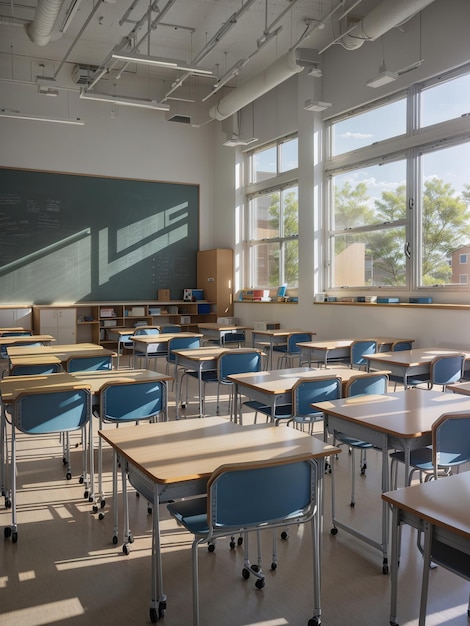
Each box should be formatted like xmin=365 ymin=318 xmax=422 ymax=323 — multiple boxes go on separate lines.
xmin=0 ymin=167 xmax=199 ymax=303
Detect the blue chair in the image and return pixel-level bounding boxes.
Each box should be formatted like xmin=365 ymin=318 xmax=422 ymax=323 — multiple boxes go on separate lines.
xmin=273 ymin=332 xmax=314 ymax=369
xmin=132 ymin=327 xmax=161 ymax=369
xmin=427 ymin=353 xmax=466 ymax=391
xmin=349 ymin=340 xmax=377 ymax=370
xmin=390 ymin=411 xmax=470 ymax=486
xmin=167 ymin=457 xmax=318 ymax=626
xmin=204 ymin=330 xmax=246 ymax=348
xmin=93 ymin=379 xmax=167 ymax=543
xmin=4 ymin=386 xmax=91 ymax=543
xmin=166 ymin=335 xmax=202 ymax=383
xmin=160 ymin=325 xmax=181 ymax=333
xmin=217 ymin=349 xmax=263 ymax=419
xmin=66 ymin=354 xmax=113 ymax=372
xmin=289 ymin=375 xmax=342 ymax=434
xmin=116 ymin=332 xmax=135 ymax=368
xmin=10 ymin=362 xmax=62 ymax=376
xmin=334 ymin=373 xmax=389 ymax=507
xmin=389 ymin=341 xmax=414 ymax=389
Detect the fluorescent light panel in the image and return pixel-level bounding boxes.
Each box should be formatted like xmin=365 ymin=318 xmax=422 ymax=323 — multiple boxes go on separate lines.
xmin=366 ymin=68 xmax=398 ymax=88
xmin=304 ymin=99 xmax=332 ymax=112
xmin=111 ymin=51 xmax=214 ymax=76
xmin=0 ymin=111 xmax=84 ymax=125
xmin=80 ymin=91 xmax=169 ymax=111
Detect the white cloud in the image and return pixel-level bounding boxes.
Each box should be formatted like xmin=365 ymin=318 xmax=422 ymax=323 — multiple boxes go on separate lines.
xmin=339 ymin=131 xmax=374 ymax=140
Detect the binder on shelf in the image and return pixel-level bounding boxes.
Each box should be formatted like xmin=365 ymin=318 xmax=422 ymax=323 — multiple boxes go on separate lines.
xmin=377 ymin=297 xmax=400 ymax=303
xmin=409 ymin=297 xmax=433 ymax=304
xmin=100 ymin=308 xmax=115 ymax=317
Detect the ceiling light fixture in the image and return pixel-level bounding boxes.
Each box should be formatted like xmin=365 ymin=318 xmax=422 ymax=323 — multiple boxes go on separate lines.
xmin=111 ymin=51 xmax=214 ymax=76
xmin=366 ymin=63 xmax=398 ymax=88
xmin=38 ymin=86 xmax=59 ymax=96
xmin=304 ymin=99 xmax=332 ymax=112
xmin=223 ymin=135 xmax=258 ymax=147
xmin=0 ymin=110 xmax=84 ymax=125
xmin=80 ymin=91 xmax=170 ymax=111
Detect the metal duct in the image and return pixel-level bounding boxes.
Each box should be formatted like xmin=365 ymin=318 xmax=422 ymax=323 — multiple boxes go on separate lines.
xmin=25 ymin=0 xmax=65 ymax=46
xmin=209 ymin=48 xmax=303 ymax=121
xmin=338 ymin=0 xmax=436 ymax=50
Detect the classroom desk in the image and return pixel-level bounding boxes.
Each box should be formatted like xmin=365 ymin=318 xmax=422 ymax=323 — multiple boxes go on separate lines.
xmin=312 ymin=388 xmax=470 ymax=573
xmin=99 ymin=415 xmax=339 ymax=624
xmin=0 ymin=334 xmax=56 ymax=349
xmin=227 ymin=366 xmax=390 ymax=425
xmin=383 ymin=472 xmax=470 ymax=626
xmin=0 ymin=368 xmax=172 ymax=512
xmin=365 ymin=347 xmax=470 ymax=388
xmin=8 ymin=353 xmax=62 ymax=371
xmin=297 ymin=337 xmax=415 ymax=368
xmin=6 ymin=343 xmax=116 ymax=372
xmin=442 ymin=381 xmax=470 ymax=395
xmin=130 ymin=332 xmax=202 ymax=369
xmin=251 ymin=329 xmax=316 ymax=369
xmin=197 ymin=322 xmax=251 ymax=345
xmin=0 ymin=327 xmax=27 ymax=335
xmin=173 ymin=346 xmax=226 ymax=418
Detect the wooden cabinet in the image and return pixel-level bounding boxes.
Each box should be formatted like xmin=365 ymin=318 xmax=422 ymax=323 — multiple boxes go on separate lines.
xmin=0 ymin=306 xmax=32 ymax=329
xmin=197 ymin=249 xmax=233 ymax=318
xmin=33 ymin=307 xmax=76 ymax=343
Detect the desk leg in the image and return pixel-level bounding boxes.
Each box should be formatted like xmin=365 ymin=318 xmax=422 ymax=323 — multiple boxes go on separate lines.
xmin=198 ymin=364 xmax=203 ymax=418
xmin=150 ymin=483 xmax=167 ymax=623
xmin=175 ymin=359 xmax=180 ymax=420
xmin=389 ymin=506 xmax=400 ymax=626
xmin=309 ymin=460 xmax=323 ymax=626
xmin=419 ymin=522 xmax=433 ymax=626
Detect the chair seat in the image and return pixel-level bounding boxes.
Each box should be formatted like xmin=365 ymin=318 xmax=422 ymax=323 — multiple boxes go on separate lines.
xmin=335 ymin=434 xmax=373 ymax=449
xmin=185 ymin=370 xmax=219 ymax=383
xmin=168 ymin=496 xmax=210 ymax=535
xmin=243 ymin=400 xmax=293 ymax=421
xmin=390 ymin=447 xmax=468 ymax=470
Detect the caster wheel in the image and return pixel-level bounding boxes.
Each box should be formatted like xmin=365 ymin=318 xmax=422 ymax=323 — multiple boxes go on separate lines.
xmin=4 ymin=526 xmax=11 ymax=538
xmin=79 ymin=476 xmax=84 ymax=484
xmin=5 ymin=499 xmax=11 ymax=509
xmin=308 ymin=618 xmax=321 ymax=626
xmin=208 ymin=543 xmax=215 ymax=553
xmin=251 ymin=564 xmax=260 ymax=573
xmin=75 ymin=442 xmax=80 ymax=448
xmin=149 ymin=608 xmax=158 ymax=623
xmin=123 ymin=543 xmax=130 ymax=555
xmin=98 ymin=512 xmax=104 ymax=520
xmin=11 ymin=531 xmax=18 ymax=543
xmin=350 ymin=501 xmax=355 ymax=508
xmin=84 ymin=490 xmax=89 ymax=499
xmin=66 ymin=472 xmax=72 ymax=480
xmin=128 ymin=534 xmax=134 ymax=544
xmin=112 ymin=535 xmax=118 ymax=545
xmin=255 ymin=578 xmax=265 ymax=589
xmin=88 ymin=496 xmax=93 ymax=503
xmin=281 ymin=531 xmax=288 ymax=540
xmin=383 ymin=564 xmax=389 ymax=575
xmin=230 ymin=540 xmax=236 ymax=549
xmin=92 ymin=505 xmax=98 ymax=514
xmin=147 ymin=507 xmax=152 ymax=515
xmin=181 ymin=403 xmax=187 ymax=409
xmin=100 ymin=500 xmax=106 ymax=509
xmin=158 ymin=605 xmax=166 ymax=619
xmin=242 ymin=568 xmax=250 ymax=580
xmin=330 ymin=527 xmax=338 ymax=535
xmin=63 ymin=457 xmax=67 ymax=465
xmin=237 ymin=536 xmax=243 ymax=546
xmin=271 ymin=562 xmax=277 ymax=571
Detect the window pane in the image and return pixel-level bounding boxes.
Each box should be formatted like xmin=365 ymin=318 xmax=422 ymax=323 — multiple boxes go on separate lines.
xmin=281 ymin=186 xmax=298 ymax=236
xmin=253 ymin=242 xmax=280 ymax=288
xmin=252 ymin=145 xmax=277 ymax=182
xmin=421 ymin=73 xmax=470 ymax=127
xmin=331 ymin=226 xmax=406 ymax=288
xmin=251 ymin=191 xmax=280 ymax=239
xmin=283 ymin=239 xmax=299 ymax=287
xmin=280 ymin=137 xmax=298 ymax=172
xmin=420 ymin=143 xmax=470 ymax=286
xmin=332 ymin=161 xmax=407 ymax=230
xmin=332 ymin=99 xmax=406 ymax=156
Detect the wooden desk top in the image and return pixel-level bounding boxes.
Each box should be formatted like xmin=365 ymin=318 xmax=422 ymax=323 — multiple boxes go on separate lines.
xmin=99 ymin=416 xmax=340 ymax=485
xmin=0 ymin=369 xmax=171 ymax=402
xmin=312 ymin=388 xmax=470 ymax=439
xmin=252 ymin=328 xmax=314 ymax=337
xmin=9 ymin=354 xmax=62 ymax=367
xmin=383 ymin=472 xmax=470 ymax=539
xmin=227 ymin=367 xmax=390 ymax=395
xmin=446 ymin=381 xmax=470 ymax=395
xmin=108 ymin=326 xmax=162 ymax=336
xmin=364 ymin=347 xmax=470 ymax=367
xmin=7 ymin=343 xmax=105 ymax=357
xmin=172 ymin=346 xmax=226 ymax=361
xmin=297 ymin=337 xmax=415 ymax=350
xmin=197 ymin=323 xmax=251 ymax=331
xmin=0 ymin=334 xmax=55 ymax=346
xmin=130 ymin=332 xmax=202 ymax=344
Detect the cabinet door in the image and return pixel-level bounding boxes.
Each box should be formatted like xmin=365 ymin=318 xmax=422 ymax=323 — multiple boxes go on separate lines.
xmin=40 ymin=308 xmax=76 ymax=343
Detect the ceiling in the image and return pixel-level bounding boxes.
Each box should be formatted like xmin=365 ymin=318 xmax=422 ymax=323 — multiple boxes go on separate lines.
xmin=0 ymin=0 xmax=424 ymax=124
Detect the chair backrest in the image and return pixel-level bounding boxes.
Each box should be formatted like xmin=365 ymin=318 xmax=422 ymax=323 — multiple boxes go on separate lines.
xmin=391 ymin=341 xmax=413 ymax=352
xmin=292 ymin=376 xmax=342 ymax=418
xmin=432 ymin=412 xmax=470 ymax=476
xmin=430 ymin=353 xmax=466 ymax=387
xmin=345 ymin=373 xmax=388 ymax=397
xmin=13 ymin=387 xmax=91 ymax=434
xmin=11 ymin=363 xmax=62 ymax=376
xmin=66 ymin=355 xmax=113 ymax=372
xmin=100 ymin=380 xmax=166 ymax=423
xmin=286 ymin=332 xmax=313 ymax=354
xmin=217 ymin=349 xmax=262 ymax=382
xmin=221 ymin=330 xmax=246 ymax=346
xmin=167 ymin=335 xmax=202 ymax=363
xmin=1 ymin=331 xmax=33 ymax=337
xmin=207 ymin=457 xmax=317 ymax=532
xmin=134 ymin=327 xmax=160 ymax=336
xmin=160 ymin=325 xmax=181 ymax=333
xmin=350 ymin=340 xmax=377 ymax=367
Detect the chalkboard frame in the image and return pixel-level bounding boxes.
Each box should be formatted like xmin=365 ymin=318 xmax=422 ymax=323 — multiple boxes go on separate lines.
xmin=0 ymin=167 xmax=199 ymax=303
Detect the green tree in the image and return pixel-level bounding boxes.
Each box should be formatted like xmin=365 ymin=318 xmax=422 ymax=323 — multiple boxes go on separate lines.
xmin=268 ymin=189 xmax=299 ymax=286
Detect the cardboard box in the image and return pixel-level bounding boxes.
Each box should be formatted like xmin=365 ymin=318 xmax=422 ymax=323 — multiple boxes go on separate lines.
xmin=100 ymin=308 xmax=115 ymax=317
xmin=217 ymin=317 xmax=238 ymax=325
xmin=180 ymin=315 xmax=191 ymax=324
xmin=103 ymin=319 xmax=117 ymax=327
xmin=157 ymin=289 xmax=170 ymax=301
xmin=130 ymin=306 xmax=146 ymax=316
xmin=253 ymin=321 xmax=280 ymax=331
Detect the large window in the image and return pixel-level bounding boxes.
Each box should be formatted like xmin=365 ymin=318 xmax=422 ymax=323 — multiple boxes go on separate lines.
xmin=244 ymin=136 xmax=299 ymax=289
xmin=326 ymin=64 xmax=470 ymax=292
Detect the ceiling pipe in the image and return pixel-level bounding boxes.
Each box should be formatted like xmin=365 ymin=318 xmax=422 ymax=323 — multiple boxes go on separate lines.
xmin=338 ymin=0 xmax=436 ymax=50
xmin=25 ymin=0 xmax=65 ymax=46
xmin=209 ymin=48 xmax=303 ymax=121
